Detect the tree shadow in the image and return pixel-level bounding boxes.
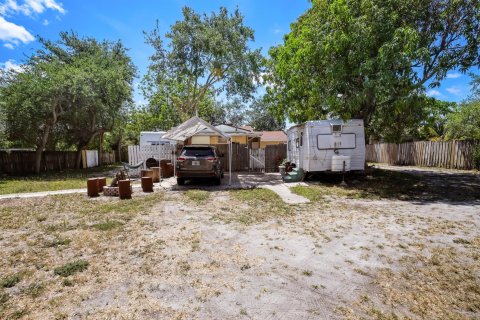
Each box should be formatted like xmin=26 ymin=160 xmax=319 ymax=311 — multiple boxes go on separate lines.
xmin=307 ymin=168 xmax=480 ymax=203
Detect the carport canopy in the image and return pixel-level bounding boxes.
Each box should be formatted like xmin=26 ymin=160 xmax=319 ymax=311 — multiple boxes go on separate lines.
xmin=162 ymin=116 xmax=233 ymax=185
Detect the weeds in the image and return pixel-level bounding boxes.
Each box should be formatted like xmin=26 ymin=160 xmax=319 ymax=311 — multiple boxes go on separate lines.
xmin=0 ymin=274 xmax=20 ymax=288
xmin=22 ymin=282 xmax=45 ymax=298
xmin=213 ymin=188 xmax=292 ymax=225
xmin=184 ymin=190 xmax=210 ymax=202
xmin=92 ymin=220 xmax=124 ymax=231
xmin=54 ymin=260 xmax=89 ymax=277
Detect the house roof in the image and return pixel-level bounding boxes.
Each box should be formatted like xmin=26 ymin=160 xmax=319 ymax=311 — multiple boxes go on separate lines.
xmin=162 ymin=116 xmax=230 ymax=141
xmin=193 ymin=124 xmax=261 ymax=137
xmin=259 ymin=131 xmax=287 ymax=142
xmin=239 ymin=125 xmax=254 ymax=132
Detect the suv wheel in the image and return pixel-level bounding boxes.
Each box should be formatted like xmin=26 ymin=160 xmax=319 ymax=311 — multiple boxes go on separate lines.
xmin=177 ymin=178 xmax=185 ymax=186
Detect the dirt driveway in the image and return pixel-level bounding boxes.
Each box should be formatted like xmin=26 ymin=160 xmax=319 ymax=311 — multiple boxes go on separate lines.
xmin=0 ymin=167 xmax=479 ymax=319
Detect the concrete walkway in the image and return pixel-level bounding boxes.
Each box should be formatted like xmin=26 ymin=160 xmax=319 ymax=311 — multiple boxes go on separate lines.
xmin=261 ymin=183 xmax=310 ymax=204
xmin=0 ymin=172 xmax=310 ymax=204
xmin=0 ymin=184 xmax=143 ymax=200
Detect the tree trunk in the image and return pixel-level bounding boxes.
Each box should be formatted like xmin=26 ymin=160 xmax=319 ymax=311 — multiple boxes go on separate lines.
xmin=34 ymin=125 xmax=52 ymax=174
xmin=98 ymin=132 xmax=104 ymax=166
xmin=116 ymin=138 xmax=122 ymax=163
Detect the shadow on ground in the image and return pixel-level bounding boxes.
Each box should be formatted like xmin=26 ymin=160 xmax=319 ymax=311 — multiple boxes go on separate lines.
xmin=306 ymin=167 xmax=480 ymax=203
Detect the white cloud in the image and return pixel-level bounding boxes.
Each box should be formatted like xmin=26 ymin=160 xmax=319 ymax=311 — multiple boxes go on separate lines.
xmin=0 ymin=0 xmax=65 ymax=16
xmin=1 ymin=59 xmax=24 ymax=72
xmin=0 ymin=16 xmax=35 ymax=45
xmin=446 ymin=87 xmax=462 ymax=95
xmin=273 ymin=28 xmax=281 ymax=34
xmin=0 ymin=0 xmax=65 ymax=48
xmin=42 ymin=18 xmax=49 ymax=25
xmin=446 ymin=72 xmax=461 ymax=79
xmin=426 ymin=89 xmax=442 ymax=97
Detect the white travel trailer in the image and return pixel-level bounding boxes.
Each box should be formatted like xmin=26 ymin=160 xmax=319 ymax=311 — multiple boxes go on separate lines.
xmin=286 ymin=119 xmax=365 ymax=173
xmin=139 ymin=131 xmax=175 ymax=146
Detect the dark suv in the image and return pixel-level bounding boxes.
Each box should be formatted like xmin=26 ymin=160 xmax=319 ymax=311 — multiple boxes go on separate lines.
xmin=176 ymin=145 xmax=224 ymax=185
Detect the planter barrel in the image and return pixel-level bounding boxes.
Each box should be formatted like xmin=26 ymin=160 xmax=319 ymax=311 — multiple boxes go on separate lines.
xmin=151 ymin=167 xmax=160 ymax=183
xmin=87 ymin=178 xmax=99 ymax=197
xmin=118 ymin=179 xmax=132 ymax=199
xmin=141 ymin=176 xmax=153 ymax=192
xmin=97 ymin=177 xmax=107 ymax=192
xmin=141 ymin=169 xmax=154 ymax=179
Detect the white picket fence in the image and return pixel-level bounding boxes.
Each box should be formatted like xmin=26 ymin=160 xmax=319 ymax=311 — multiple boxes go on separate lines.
xmin=128 ymin=145 xmax=175 ymax=168
xmin=249 ymin=148 xmax=266 ymax=172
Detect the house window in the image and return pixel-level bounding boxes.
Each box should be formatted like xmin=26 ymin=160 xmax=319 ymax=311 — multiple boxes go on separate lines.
xmin=288 ymin=140 xmax=291 ymax=151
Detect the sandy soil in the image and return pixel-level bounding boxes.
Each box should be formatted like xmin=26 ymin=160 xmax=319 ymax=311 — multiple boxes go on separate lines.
xmin=0 ymin=167 xmax=479 ymax=319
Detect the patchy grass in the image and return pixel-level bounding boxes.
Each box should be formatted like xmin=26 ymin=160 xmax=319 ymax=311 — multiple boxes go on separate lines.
xmin=0 ymin=274 xmax=20 ymax=288
xmin=54 ymin=260 xmax=89 ymax=277
xmin=91 ymin=220 xmax=124 ymax=231
xmin=22 ymin=282 xmax=45 ymax=298
xmin=344 ymin=241 xmax=480 ymax=319
xmin=213 ymin=188 xmax=292 ymax=225
xmin=44 ymin=237 xmax=71 ymax=248
xmin=306 ymin=168 xmax=480 ymax=201
xmin=184 ymin=189 xmax=210 ymax=203
xmin=0 ymin=192 xmax=163 ymax=230
xmin=0 ymin=165 xmax=118 ymax=195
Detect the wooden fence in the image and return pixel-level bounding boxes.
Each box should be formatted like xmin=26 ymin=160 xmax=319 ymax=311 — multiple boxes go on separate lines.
xmin=366 ymin=140 xmax=479 ymax=170
xmin=0 ymin=150 xmax=117 ymax=175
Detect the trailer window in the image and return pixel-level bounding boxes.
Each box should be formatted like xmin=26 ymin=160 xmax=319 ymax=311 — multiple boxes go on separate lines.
xmin=287 ymin=140 xmax=291 ymax=151
xmin=295 ymin=138 xmax=299 ymax=148
xmin=300 ymin=132 xmax=303 ymax=146
xmin=331 ymin=124 xmax=342 ymax=133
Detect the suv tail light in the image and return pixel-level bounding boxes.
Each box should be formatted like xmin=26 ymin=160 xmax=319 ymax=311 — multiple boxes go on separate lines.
xmin=176 ymin=157 xmax=186 ymax=162
xmin=206 ymin=157 xmax=216 ymax=162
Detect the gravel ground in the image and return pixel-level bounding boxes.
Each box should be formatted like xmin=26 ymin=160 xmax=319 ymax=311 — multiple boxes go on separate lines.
xmin=0 ymin=166 xmax=479 ymax=319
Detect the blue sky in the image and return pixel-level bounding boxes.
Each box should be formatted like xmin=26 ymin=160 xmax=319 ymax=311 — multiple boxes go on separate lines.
xmin=0 ymin=0 xmax=477 ymax=106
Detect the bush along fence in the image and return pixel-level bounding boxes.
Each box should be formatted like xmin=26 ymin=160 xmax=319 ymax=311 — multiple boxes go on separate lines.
xmin=366 ymin=140 xmax=480 ymax=170
xmin=0 ymin=150 xmax=117 ymax=175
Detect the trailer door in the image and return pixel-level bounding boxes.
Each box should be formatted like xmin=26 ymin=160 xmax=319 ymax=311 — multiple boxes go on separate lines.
xmin=297 ymin=130 xmax=304 ymax=168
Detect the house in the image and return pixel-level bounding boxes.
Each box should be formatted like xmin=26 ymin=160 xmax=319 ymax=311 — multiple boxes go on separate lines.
xmin=187 ymin=124 xmax=287 ymax=149
xmin=256 ymin=131 xmax=287 ymax=149
xmin=186 ymin=124 xmax=260 ymax=145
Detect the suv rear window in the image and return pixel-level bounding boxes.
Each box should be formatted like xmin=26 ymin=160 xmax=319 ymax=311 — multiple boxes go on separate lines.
xmin=181 ymin=147 xmax=215 ymax=157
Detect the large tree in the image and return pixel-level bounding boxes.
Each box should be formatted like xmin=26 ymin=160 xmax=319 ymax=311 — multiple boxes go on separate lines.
xmin=142 ymin=6 xmax=263 ymax=121
xmin=247 ymin=97 xmax=285 ymax=131
xmin=0 ymin=32 xmax=135 ymax=172
xmin=0 ymin=58 xmax=69 ymax=173
xmin=42 ymin=33 xmax=136 ymax=167
xmin=267 ymin=0 xmax=480 ymax=141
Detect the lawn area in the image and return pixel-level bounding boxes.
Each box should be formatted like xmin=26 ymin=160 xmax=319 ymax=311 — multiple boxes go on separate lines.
xmin=0 ymin=168 xmax=479 ymax=319
xmin=0 ymin=165 xmax=120 ymax=195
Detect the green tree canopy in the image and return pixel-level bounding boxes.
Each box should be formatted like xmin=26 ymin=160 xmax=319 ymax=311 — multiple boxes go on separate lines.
xmin=446 ymin=75 xmax=480 ymax=140
xmin=0 ymin=31 xmax=136 ymax=172
xmin=267 ymin=0 xmax=480 ymax=141
xmin=142 ymin=6 xmax=264 ymax=121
